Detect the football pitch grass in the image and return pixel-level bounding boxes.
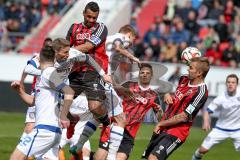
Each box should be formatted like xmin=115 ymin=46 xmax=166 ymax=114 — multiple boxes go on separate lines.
xmin=0 ymin=112 xmax=239 ymax=160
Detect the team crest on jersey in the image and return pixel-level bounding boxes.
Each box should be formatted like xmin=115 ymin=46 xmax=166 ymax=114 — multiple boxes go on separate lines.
xmin=186 ymin=90 xmax=192 ymax=96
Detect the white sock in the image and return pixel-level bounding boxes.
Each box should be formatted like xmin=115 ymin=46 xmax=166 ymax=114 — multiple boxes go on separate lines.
xmin=77 ymin=119 xmax=99 ymax=150
xmin=192 ymin=149 xmax=203 ymax=160
xmin=107 ymin=126 xmax=124 ymax=160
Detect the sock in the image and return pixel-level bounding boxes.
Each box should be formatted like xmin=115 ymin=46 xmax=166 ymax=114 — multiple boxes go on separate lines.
xmin=77 ymin=119 xmax=99 ymax=150
xmin=97 ymin=113 xmax=110 ymax=126
xmin=192 ymin=149 xmax=203 ymax=160
xmin=59 ymin=148 xmax=66 ymax=160
xmin=107 ymin=126 xmax=124 ymax=160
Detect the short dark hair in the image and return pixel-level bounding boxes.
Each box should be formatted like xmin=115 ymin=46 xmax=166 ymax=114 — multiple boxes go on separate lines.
xmin=84 ymin=1 xmax=99 ymax=12
xmin=226 ymin=74 xmax=239 ymax=84
xmin=40 ymin=43 xmax=55 ymax=62
xmin=119 ymin=25 xmax=137 ymax=37
xmin=139 ymin=63 xmax=153 ymax=75
xmin=43 ymin=37 xmax=52 ymax=47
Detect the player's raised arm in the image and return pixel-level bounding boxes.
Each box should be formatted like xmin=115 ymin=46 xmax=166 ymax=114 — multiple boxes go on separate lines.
xmin=57 ymin=48 xmax=112 ymax=83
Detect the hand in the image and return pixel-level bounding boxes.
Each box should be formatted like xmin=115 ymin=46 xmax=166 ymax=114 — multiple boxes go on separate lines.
xmin=154 ymin=123 xmax=162 ymax=134
xmin=202 ymin=121 xmax=211 ymax=132
xmin=60 ymin=115 xmax=70 ymax=128
xmin=114 ymin=113 xmax=127 ymax=128
xmin=11 ymin=81 xmax=21 ymax=92
xmin=164 ymin=93 xmax=173 ymax=105
xmin=102 ymin=74 xmax=112 ymax=84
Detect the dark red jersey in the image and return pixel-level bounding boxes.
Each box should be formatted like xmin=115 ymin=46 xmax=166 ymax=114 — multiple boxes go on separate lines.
xmin=122 ymin=81 xmax=160 ymax=138
xmin=162 ymin=75 xmax=208 ymax=142
xmin=66 ymin=22 xmax=108 ymax=72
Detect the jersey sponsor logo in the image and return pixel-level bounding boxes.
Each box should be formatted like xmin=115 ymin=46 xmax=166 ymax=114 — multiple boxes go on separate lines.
xmin=135 ymin=95 xmax=147 ymax=104
xmin=185 ymin=104 xmax=195 ymax=114
xmin=90 ymin=35 xmax=101 ymax=45
xmin=76 ymin=33 xmax=91 ymax=40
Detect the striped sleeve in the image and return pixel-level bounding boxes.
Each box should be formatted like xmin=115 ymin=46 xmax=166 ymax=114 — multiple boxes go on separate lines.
xmin=88 ymin=23 xmax=108 ymax=46
xmin=184 ymin=85 xmax=208 ymax=120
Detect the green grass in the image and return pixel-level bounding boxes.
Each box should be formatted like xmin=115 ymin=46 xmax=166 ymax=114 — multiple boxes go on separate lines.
xmin=0 ymin=112 xmax=239 ymax=160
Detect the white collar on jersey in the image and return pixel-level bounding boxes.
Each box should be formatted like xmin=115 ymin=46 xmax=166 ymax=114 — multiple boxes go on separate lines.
xmin=138 ymin=82 xmax=150 ymax=91
xmin=188 ymin=82 xmax=206 ymax=87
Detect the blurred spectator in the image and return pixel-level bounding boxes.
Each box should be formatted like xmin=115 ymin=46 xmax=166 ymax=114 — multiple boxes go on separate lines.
xmin=171 ymin=20 xmax=190 ymax=44
xmin=224 ymin=0 xmax=237 ymax=24
xmin=143 ymin=23 xmax=160 ymax=43
xmin=207 ymin=0 xmax=223 ymax=20
xmin=222 ymin=42 xmax=237 ymax=67
xmin=149 ymin=36 xmax=160 ymax=58
xmin=214 ymin=14 xmax=229 ymax=42
xmin=133 ymin=36 xmax=145 ymax=58
xmin=205 ymin=41 xmax=222 ymax=65
xmin=159 ymin=40 xmax=177 ymax=63
xmin=140 ymin=47 xmax=157 ymax=61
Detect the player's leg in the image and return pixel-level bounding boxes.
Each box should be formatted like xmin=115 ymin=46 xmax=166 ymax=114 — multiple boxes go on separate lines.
xmin=70 ymin=120 xmax=92 ymax=160
xmin=18 ymin=106 xmax=36 ymax=160
xmin=107 ymin=114 xmax=126 ymax=160
xmin=116 ymin=130 xmax=135 ymax=160
xmin=142 ymin=132 xmax=161 ymax=159
xmin=94 ymin=125 xmax=111 ymax=160
xmin=231 ymin=130 xmax=240 ymax=151
xmin=10 ymin=149 xmax=26 ymax=160
xmin=148 ymin=132 xmax=182 ymax=160
xmin=22 ymin=106 xmax=35 ymax=136
xmin=105 ymin=86 xmax=126 ymax=160
xmin=59 ymin=128 xmax=70 ymax=160
xmin=192 ymin=128 xmax=229 ymax=160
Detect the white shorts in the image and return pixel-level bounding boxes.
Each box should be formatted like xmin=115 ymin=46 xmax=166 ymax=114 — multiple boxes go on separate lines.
xmin=60 ymin=121 xmax=91 ymax=150
xmin=69 ymin=94 xmax=93 ymax=121
xmin=104 ymin=85 xmax=123 ymax=117
xmin=25 ymin=106 xmax=36 ymax=123
xmin=201 ymin=128 xmax=240 ymax=151
xmin=17 ymin=125 xmax=61 ymax=159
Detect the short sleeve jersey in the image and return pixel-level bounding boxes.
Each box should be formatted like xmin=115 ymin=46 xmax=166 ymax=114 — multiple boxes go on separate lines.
xmin=122 ymin=81 xmax=160 ymax=138
xmin=66 ymin=22 xmax=108 ymax=73
xmin=34 ymin=67 xmax=66 ymax=127
xmin=162 ymin=75 xmax=208 ymax=142
xmin=207 ymin=91 xmax=240 ymax=130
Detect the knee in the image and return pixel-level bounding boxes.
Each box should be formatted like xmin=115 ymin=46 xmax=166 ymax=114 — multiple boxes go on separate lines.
xmin=199 ymin=146 xmax=209 ymax=154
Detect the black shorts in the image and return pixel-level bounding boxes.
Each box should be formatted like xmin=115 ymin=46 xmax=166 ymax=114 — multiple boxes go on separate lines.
xmin=144 ymin=132 xmax=182 ymax=160
xmin=99 ymin=129 xmax=134 ymax=157
xmin=69 ymin=71 xmax=106 ymax=101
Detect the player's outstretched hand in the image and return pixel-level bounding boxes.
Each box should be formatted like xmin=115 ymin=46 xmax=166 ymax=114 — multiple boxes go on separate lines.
xmin=60 ymin=116 xmax=70 ymax=128
xmin=164 ymin=93 xmax=173 ymax=105
xmin=11 ymin=80 xmax=21 ymax=91
xmin=114 ymin=113 xmax=127 ymax=128
xmin=154 ymin=123 xmax=162 ymax=134
xmin=202 ymin=121 xmax=211 ymax=132
xmin=102 ymin=74 xmax=112 ymax=84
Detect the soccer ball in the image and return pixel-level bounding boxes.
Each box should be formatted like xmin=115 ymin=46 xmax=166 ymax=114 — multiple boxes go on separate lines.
xmin=181 ymin=47 xmax=202 ymax=63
